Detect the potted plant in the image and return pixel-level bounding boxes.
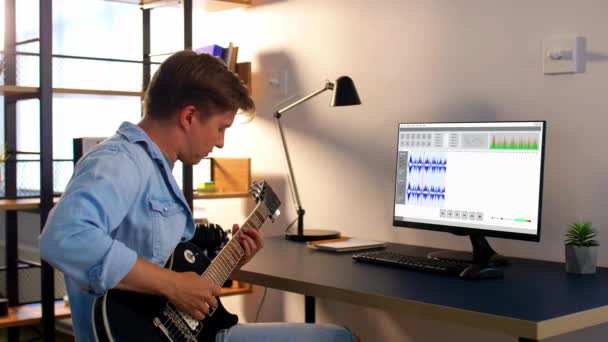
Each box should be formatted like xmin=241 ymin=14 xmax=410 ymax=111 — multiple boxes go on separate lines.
xmin=0 ymin=145 xmax=9 ymax=190
xmin=565 ymin=221 xmax=599 ymax=274
xmin=0 ymin=145 xmax=9 ymax=163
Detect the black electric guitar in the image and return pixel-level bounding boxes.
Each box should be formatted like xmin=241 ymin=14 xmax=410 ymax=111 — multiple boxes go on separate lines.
xmin=93 ymin=180 xmax=281 ymax=342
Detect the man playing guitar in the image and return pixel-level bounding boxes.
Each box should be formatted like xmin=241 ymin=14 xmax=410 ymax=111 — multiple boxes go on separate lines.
xmin=40 ymin=51 xmax=356 ymax=342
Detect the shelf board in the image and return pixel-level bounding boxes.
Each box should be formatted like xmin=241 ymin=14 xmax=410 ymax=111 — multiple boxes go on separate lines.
xmin=221 ymin=281 xmax=252 ymax=297
xmin=193 ymin=191 xmax=250 ymax=200
xmin=54 ymin=88 xmax=143 ymax=97
xmin=205 ymin=0 xmax=252 ymax=12
xmin=0 ymin=300 xmax=70 ymax=329
xmin=104 ymin=0 xmax=250 ymax=10
xmin=0 ymin=85 xmax=39 ymax=96
xmin=0 ymin=197 xmax=60 ymax=211
xmin=0 ymin=85 xmax=142 ymax=98
xmin=0 ymin=284 xmax=248 ymax=329
xmin=102 ymin=0 xmax=172 ymax=5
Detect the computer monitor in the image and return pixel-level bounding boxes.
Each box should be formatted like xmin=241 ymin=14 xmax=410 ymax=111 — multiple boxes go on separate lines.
xmin=393 ymin=121 xmax=546 ymax=266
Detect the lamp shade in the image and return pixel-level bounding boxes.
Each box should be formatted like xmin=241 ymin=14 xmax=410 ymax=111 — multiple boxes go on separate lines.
xmin=330 ymin=76 xmax=361 ymax=107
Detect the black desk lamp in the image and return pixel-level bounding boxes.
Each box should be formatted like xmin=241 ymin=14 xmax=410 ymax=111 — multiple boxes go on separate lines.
xmin=274 ymin=76 xmax=361 ymax=242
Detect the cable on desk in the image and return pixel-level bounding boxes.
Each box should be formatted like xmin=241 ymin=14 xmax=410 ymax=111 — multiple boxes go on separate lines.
xmin=255 ymin=287 xmax=269 ymax=323
xmin=284 ymin=217 xmax=298 ymax=233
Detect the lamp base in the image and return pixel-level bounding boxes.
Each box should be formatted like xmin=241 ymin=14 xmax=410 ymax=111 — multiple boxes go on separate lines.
xmin=285 ymin=229 xmax=341 ymax=242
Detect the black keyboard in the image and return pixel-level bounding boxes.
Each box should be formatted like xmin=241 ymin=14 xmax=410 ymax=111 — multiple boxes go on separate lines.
xmin=353 ymin=251 xmax=470 ymax=277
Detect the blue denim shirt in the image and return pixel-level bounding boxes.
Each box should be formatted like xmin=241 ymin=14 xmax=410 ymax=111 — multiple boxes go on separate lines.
xmin=39 ymin=122 xmax=195 ymax=341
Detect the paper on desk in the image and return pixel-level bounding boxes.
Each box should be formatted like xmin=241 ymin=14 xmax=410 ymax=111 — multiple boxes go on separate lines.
xmin=308 ymin=238 xmax=385 ymax=252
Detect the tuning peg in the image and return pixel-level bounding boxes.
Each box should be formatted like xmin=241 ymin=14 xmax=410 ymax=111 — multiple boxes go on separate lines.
xmin=268 ymin=209 xmax=280 ymax=223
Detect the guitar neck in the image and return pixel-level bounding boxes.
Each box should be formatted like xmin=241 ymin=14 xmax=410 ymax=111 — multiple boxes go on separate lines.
xmin=202 ymin=203 xmax=269 ymax=287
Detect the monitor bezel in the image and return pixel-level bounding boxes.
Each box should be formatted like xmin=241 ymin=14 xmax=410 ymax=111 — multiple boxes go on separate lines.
xmin=392 ymin=120 xmax=546 ymax=243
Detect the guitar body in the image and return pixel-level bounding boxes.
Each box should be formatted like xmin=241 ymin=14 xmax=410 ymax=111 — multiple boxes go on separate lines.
xmin=93 ymin=242 xmax=238 ymax=342
xmin=93 ymin=180 xmax=282 ymax=342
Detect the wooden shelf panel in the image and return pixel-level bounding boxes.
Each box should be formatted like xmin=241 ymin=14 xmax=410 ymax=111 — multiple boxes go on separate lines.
xmin=0 ymin=85 xmax=142 ymax=97
xmin=221 ymin=281 xmax=252 ymax=297
xmin=212 ymin=157 xmax=251 ymax=193
xmin=0 ymin=197 xmax=60 ymax=211
xmin=193 ymin=191 xmax=250 ymax=200
xmin=236 ymin=62 xmax=251 ymax=92
xmin=105 ymin=0 xmax=252 ymax=11
xmin=0 ymin=300 xmax=70 ymax=329
xmin=193 ymin=158 xmax=251 ymax=199
xmin=54 ymin=88 xmax=143 ymax=97
xmin=205 ymin=0 xmax=251 ymax=12
xmin=0 ymin=85 xmax=39 ymax=96
xmin=212 ymin=0 xmax=251 ymax=4
xmin=0 ymin=284 xmax=249 ymax=329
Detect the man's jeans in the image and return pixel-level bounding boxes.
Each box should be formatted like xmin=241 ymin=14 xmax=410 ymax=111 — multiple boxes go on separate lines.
xmin=215 ymin=323 xmax=356 ymax=342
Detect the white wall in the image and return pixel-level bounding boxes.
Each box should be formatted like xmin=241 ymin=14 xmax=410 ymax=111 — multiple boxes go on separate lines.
xmin=195 ymin=0 xmax=608 ymax=341
xmin=6 ymin=0 xmax=607 ymax=340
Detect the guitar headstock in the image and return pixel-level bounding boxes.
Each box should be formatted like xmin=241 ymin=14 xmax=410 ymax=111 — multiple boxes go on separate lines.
xmin=250 ymin=180 xmax=281 ymax=222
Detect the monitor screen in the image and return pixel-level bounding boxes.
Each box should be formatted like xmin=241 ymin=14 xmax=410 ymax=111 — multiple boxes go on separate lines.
xmin=393 ymin=121 xmax=546 ymax=241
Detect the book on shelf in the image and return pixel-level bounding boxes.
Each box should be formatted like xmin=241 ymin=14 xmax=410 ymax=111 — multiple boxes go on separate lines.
xmin=222 ymin=42 xmax=238 ymax=72
xmin=307 ymin=237 xmax=386 ymax=252
xmin=195 ymin=42 xmax=239 ymax=72
xmin=195 ymin=44 xmax=225 ymax=58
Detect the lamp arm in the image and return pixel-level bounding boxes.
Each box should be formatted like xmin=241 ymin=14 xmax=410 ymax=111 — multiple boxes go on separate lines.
xmin=276 ymin=118 xmax=303 ymax=212
xmin=273 ymin=80 xmax=334 ymax=235
xmin=274 ymin=81 xmax=334 ymax=117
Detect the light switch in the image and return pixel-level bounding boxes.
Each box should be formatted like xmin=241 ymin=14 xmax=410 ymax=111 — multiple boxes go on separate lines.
xmin=543 ymin=35 xmax=586 ymax=74
xmin=268 ymin=69 xmax=289 ymax=97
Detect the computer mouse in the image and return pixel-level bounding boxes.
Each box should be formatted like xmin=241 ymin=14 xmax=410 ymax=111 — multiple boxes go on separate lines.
xmin=459 ymin=264 xmax=503 ymax=280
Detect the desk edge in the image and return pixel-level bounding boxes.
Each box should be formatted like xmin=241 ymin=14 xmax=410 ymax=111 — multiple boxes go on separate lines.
xmin=537 ymin=304 xmax=608 ymax=339
xmin=233 ymin=270 xmax=540 ymax=339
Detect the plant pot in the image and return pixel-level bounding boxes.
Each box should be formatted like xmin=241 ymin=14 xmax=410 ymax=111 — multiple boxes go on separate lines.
xmin=565 ymin=245 xmax=598 ymax=274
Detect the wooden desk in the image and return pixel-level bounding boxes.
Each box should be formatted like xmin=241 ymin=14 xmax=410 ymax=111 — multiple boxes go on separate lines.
xmin=233 ymin=237 xmax=608 ymax=341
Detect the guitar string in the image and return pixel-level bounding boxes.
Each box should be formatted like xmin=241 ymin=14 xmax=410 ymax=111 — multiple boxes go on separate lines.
xmin=166 ymin=203 xmax=272 ymax=340
xmin=182 ymin=206 xmax=267 ymax=339
xmin=151 ymin=188 xmax=274 ymax=340
xmin=202 ymin=204 xmax=264 ymax=286
xmin=163 ymin=305 xmax=188 ymax=342
xmin=167 ymin=303 xmax=193 ymax=342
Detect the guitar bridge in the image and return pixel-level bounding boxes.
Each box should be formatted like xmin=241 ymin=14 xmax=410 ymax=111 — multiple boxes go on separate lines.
xmin=157 ymin=306 xmax=200 ymax=342
xmin=177 ymin=309 xmax=200 ymax=331
xmin=153 ymin=317 xmax=176 ymax=342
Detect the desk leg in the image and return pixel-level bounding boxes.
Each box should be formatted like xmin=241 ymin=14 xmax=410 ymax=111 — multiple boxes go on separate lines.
xmin=305 ymin=296 xmax=315 ymax=323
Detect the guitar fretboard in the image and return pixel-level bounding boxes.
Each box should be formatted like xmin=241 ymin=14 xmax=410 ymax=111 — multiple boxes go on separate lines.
xmin=202 ymin=203 xmax=270 ymax=287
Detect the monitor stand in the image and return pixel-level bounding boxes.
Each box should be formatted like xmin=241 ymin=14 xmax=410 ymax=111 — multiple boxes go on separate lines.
xmin=427 ymin=235 xmax=510 ymax=267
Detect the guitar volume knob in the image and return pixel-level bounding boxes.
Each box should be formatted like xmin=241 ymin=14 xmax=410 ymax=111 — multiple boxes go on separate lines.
xmin=184 ymin=249 xmax=196 ymax=264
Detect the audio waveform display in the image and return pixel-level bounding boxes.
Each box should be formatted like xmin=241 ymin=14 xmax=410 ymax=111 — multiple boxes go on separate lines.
xmin=405 ymin=152 xmax=447 ymax=208
xmin=490 ymin=133 xmax=539 ymax=150
xmin=406 ymin=184 xmax=446 ymax=202
xmin=407 ymin=155 xmax=447 ymax=173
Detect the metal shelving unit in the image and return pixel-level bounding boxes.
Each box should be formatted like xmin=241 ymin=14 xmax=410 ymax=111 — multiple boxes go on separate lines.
xmin=1 ymin=1 xmax=58 ymax=340
xmin=1 ymin=1 xmax=252 ymax=340
xmin=0 ymin=1 xmax=148 ymax=340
